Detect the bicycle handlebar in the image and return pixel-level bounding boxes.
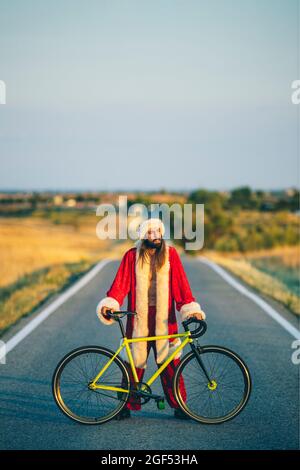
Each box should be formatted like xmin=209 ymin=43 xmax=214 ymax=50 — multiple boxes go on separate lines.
xmin=182 ymin=318 xmax=207 ymax=338
xmin=105 ymin=309 xmax=207 ymax=338
xmin=105 ymin=309 xmax=137 ymax=320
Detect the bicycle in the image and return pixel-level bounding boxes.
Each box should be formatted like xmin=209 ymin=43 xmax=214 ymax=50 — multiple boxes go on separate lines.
xmin=52 ymin=310 xmax=252 ymax=425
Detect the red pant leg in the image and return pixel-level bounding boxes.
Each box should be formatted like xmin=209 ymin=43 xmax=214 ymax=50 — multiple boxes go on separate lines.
xmin=158 ymin=357 xmax=187 ymax=408
xmin=123 ymin=361 xmax=145 ymax=410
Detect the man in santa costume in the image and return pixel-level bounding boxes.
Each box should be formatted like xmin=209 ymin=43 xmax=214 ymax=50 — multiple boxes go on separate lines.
xmin=97 ymin=218 xmax=206 ymax=420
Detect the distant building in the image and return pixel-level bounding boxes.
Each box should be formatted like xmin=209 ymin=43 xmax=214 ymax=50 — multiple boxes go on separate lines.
xmin=53 ymin=195 xmax=63 ymax=206
xmin=66 ymin=198 xmax=77 ymax=208
xmin=285 ymin=188 xmax=297 ymax=197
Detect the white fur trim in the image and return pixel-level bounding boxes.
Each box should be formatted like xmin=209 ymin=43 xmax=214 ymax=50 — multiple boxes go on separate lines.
xmin=120 ymin=337 xmax=182 ymax=366
xmin=138 ymin=218 xmax=165 ymax=240
xmin=96 ymin=297 xmax=120 ymax=325
xmin=179 ymin=301 xmax=206 ymax=321
xmin=131 ymin=242 xmax=170 ymax=368
xmin=118 ymin=338 xmax=130 ymax=361
xmin=155 ymin=246 xmax=170 ymax=364
xmin=168 ymin=337 xmax=183 ymax=360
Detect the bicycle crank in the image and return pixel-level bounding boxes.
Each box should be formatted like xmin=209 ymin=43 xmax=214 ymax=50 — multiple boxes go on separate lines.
xmin=131 ymin=382 xmax=152 ymax=405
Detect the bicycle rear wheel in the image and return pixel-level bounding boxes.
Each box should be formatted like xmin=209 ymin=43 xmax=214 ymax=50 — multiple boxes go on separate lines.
xmin=173 ymin=346 xmax=251 ymax=424
xmin=52 ymin=346 xmax=130 ymax=425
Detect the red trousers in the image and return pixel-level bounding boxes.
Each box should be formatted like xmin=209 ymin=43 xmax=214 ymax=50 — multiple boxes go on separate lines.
xmin=123 ymin=306 xmax=187 ymax=410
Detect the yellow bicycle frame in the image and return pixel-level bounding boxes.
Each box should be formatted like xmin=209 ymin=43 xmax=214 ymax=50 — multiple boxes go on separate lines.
xmin=89 ymin=331 xmax=193 ymax=393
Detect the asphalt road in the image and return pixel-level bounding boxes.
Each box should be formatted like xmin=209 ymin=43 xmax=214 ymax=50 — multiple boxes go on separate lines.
xmin=0 ymin=256 xmax=299 ymax=450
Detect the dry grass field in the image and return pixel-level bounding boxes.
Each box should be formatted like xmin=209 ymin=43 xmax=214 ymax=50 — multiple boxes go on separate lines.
xmin=0 ymin=214 xmax=132 ymax=334
xmin=1 ymin=209 xmax=299 ymax=335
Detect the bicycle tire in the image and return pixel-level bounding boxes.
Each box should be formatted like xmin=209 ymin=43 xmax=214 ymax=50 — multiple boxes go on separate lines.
xmin=52 ymin=346 xmax=130 ymax=425
xmin=173 ymin=345 xmax=252 ymax=424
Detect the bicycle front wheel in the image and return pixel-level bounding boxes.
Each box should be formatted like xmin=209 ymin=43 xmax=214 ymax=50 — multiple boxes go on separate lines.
xmin=52 ymin=346 xmax=130 ymax=425
xmin=173 ymin=346 xmax=251 ymax=424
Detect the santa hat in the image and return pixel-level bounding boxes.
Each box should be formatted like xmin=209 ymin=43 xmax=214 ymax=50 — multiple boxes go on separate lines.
xmin=138 ymin=218 xmax=165 ymax=240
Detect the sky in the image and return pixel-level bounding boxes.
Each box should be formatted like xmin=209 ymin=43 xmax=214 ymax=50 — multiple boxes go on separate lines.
xmin=0 ymin=0 xmax=299 ymax=191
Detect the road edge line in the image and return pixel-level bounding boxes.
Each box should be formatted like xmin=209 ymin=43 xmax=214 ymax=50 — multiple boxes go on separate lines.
xmin=5 ymin=258 xmax=112 ymax=354
xmin=198 ymin=256 xmax=300 ymax=340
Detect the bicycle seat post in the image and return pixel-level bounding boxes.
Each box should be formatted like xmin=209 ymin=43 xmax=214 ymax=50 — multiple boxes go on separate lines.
xmin=117 ymin=316 xmax=126 ymax=338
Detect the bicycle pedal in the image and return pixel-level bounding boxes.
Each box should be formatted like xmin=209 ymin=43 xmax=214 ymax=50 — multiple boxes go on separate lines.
xmin=156 ymin=398 xmax=165 ymax=410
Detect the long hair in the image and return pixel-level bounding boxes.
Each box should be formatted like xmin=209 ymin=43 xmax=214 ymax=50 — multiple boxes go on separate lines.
xmin=138 ymin=238 xmax=167 ymax=270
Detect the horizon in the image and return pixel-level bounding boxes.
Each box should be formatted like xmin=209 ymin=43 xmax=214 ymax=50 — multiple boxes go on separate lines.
xmin=0 ymin=186 xmax=297 ymax=194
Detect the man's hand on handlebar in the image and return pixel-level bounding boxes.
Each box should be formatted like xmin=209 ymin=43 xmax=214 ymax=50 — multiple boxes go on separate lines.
xmin=186 ymin=310 xmax=206 ymax=321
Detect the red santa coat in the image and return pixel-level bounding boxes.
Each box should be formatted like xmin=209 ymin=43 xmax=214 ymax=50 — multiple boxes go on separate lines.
xmin=97 ymin=241 xmax=203 ymax=369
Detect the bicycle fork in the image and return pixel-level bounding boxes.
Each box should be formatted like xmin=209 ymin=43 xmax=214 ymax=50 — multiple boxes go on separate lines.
xmin=190 ymin=342 xmax=214 ymax=386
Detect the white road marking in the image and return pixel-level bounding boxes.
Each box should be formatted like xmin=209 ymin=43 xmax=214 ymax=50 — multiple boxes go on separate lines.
xmin=5 ymin=259 xmax=112 ymax=354
xmin=198 ymin=256 xmax=300 ymax=340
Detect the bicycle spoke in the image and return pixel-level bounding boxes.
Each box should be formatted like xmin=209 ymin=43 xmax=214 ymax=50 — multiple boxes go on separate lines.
xmin=175 ymin=348 xmax=250 ymax=423
xmin=53 ymin=349 xmax=129 ymax=423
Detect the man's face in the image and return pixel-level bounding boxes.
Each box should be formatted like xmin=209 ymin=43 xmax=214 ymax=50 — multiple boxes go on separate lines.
xmin=145 ymin=226 xmax=162 ymax=249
